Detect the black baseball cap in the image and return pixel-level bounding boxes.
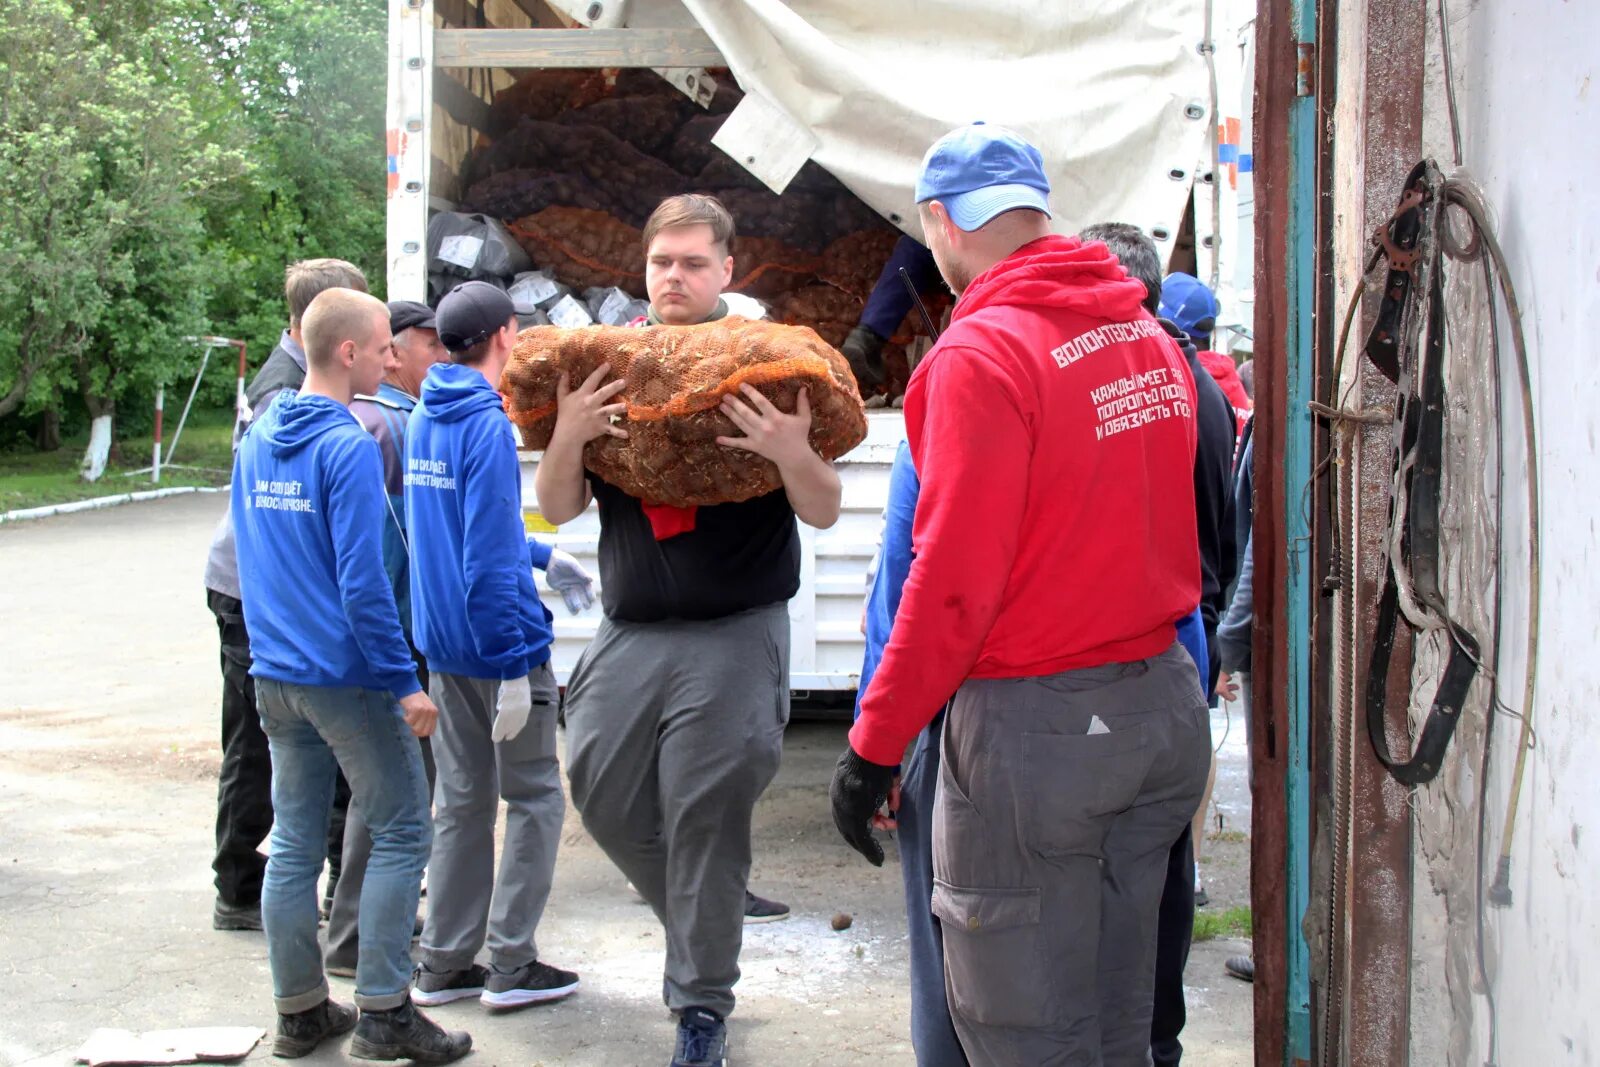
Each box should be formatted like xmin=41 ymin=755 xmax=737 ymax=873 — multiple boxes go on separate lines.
xmin=435 ymin=281 xmax=516 ymax=352
xmin=387 ymin=300 xmax=436 ymax=336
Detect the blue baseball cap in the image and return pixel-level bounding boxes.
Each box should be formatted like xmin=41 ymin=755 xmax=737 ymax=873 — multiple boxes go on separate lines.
xmin=915 ymin=122 xmax=1052 ymax=232
xmin=1159 ymin=272 xmax=1220 ymax=343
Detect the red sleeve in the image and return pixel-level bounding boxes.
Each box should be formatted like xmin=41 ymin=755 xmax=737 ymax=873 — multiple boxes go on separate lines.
xmin=848 ymin=343 xmax=1032 ymax=765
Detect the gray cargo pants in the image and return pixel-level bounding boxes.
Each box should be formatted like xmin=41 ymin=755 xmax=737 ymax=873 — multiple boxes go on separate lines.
xmin=418 ymin=661 xmax=563 ymax=973
xmin=933 ymin=643 xmax=1210 ymax=1066
xmin=564 ymin=604 xmax=790 ymax=1019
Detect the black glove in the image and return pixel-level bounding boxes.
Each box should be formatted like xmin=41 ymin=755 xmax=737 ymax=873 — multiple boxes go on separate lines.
xmin=839 ymin=324 xmax=887 ymax=392
xmin=830 ymin=744 xmax=896 ymax=866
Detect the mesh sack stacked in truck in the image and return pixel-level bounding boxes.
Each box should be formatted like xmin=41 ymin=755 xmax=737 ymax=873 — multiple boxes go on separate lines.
xmin=453 ymin=70 xmax=943 ymax=397
xmin=508 ymin=207 xmax=647 ymax=292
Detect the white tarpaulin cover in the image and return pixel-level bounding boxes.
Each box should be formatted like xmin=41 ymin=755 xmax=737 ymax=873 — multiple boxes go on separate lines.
xmin=670 ymin=0 xmax=1210 ymax=246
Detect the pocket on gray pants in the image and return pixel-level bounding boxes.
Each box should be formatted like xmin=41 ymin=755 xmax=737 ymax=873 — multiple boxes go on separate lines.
xmin=932 ymin=880 xmax=1046 ymax=1028
xmin=1023 ymin=725 xmax=1153 ymax=858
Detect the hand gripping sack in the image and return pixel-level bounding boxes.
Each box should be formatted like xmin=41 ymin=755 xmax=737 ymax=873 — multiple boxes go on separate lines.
xmin=502 ymin=317 xmax=868 ymax=507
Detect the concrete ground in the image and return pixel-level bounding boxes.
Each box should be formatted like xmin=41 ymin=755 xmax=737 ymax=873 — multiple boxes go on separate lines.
xmin=0 ymin=494 xmax=1254 ymax=1066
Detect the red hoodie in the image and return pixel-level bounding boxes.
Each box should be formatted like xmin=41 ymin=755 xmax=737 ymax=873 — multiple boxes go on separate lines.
xmin=1198 ymin=349 xmax=1251 ymax=439
xmin=849 ymin=235 xmax=1201 ymax=766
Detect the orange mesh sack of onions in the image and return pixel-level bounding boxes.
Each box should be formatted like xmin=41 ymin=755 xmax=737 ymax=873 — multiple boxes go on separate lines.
xmin=502 ymin=317 xmax=868 ymax=507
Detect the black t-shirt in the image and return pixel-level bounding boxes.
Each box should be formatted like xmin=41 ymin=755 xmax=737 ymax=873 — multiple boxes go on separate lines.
xmin=589 ymin=475 xmax=801 ymax=623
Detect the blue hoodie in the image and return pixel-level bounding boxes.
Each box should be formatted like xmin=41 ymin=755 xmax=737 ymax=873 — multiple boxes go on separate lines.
xmin=405 ymin=363 xmax=554 ymax=681
xmin=232 ymin=390 xmax=421 ymax=697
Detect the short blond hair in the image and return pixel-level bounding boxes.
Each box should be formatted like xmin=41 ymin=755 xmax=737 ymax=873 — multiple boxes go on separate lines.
xmin=642 ymin=194 xmax=735 ymax=257
xmin=286 ymin=258 xmax=368 ymax=327
xmin=302 ymin=289 xmax=386 ymax=370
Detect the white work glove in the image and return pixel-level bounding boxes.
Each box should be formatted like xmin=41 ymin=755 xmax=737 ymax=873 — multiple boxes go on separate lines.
xmin=545 ymin=548 xmax=596 ymax=615
xmin=492 ymin=674 xmax=533 ymax=743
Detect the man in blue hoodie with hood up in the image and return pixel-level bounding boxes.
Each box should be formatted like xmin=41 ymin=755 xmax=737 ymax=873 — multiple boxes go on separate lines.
xmin=405 ymin=280 xmax=580 ymax=1014
xmin=233 ymin=287 xmax=470 ymax=1063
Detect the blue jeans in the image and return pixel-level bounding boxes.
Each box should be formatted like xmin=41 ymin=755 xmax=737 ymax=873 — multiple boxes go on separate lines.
xmin=256 ymin=679 xmax=432 ymax=1012
xmin=899 ymin=710 xmax=970 ymax=1067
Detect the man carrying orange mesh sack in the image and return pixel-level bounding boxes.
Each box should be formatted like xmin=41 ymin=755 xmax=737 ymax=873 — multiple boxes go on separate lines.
xmin=535 ymin=194 xmax=843 ymax=1067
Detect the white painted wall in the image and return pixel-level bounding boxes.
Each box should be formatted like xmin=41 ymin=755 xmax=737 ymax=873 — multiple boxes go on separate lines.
xmin=1443 ymin=4 xmax=1600 ymax=1062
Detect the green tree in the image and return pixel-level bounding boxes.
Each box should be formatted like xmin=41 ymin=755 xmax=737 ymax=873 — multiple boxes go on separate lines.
xmin=0 ymin=0 xmax=389 ymax=478
xmin=0 ymin=0 xmax=244 ymax=478
xmin=200 ymin=0 xmax=389 ymax=375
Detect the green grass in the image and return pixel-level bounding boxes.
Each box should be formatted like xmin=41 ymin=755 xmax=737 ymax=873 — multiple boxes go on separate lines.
xmin=0 ymin=408 xmax=235 ymax=513
xmin=1193 ymin=905 xmax=1253 ymax=943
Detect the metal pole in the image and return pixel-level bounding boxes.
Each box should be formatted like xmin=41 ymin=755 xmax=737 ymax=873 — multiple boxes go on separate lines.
xmin=236 ymin=341 xmax=249 ymax=429
xmin=167 ymin=343 xmax=217 ymax=464
xmin=151 ymin=387 xmax=165 ymax=484
xmin=1284 ymin=0 xmax=1321 ymax=1057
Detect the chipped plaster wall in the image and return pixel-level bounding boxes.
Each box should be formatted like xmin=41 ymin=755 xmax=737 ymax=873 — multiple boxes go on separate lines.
xmin=1402 ymin=1 xmax=1600 ymax=1064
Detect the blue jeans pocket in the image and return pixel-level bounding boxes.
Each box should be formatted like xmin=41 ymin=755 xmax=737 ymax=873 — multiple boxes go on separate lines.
xmin=295 ymin=685 xmax=382 ymax=746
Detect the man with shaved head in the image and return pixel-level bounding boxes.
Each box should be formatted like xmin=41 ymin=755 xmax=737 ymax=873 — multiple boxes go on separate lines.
xmin=233 ymin=288 xmax=471 ymax=1063
xmin=206 ymin=258 xmax=367 ymax=935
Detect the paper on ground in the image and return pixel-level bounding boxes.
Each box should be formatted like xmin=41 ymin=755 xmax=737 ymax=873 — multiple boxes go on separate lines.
xmin=75 ymin=1027 xmax=265 ymax=1067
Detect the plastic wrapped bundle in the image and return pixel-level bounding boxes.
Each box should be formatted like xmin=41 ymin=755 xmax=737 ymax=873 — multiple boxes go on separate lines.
xmin=502 ymin=318 xmax=868 ymax=507
xmin=426 ymin=212 xmax=532 ymax=284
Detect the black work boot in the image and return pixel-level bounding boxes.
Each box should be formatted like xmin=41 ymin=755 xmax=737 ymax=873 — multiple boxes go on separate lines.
xmin=349 ymin=1000 xmax=472 ymax=1064
xmin=213 ymin=898 xmax=263 ymax=931
xmin=273 ymin=998 xmax=357 ymax=1058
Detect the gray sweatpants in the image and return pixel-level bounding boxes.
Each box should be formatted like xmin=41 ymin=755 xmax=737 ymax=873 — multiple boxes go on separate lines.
xmin=418 ymin=662 xmax=563 ymax=973
xmin=564 ymin=604 xmax=789 ymax=1019
xmin=933 ymin=643 xmax=1210 ymax=1066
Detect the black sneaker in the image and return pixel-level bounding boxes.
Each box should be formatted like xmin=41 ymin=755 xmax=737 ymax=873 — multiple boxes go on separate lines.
xmin=743 ymin=890 xmax=790 ymax=925
xmin=481 ymin=960 xmax=580 ymax=1010
xmin=1225 ymin=955 xmax=1256 ymax=982
xmin=325 ymin=955 xmax=357 ymax=979
xmin=411 ymin=963 xmax=489 ymax=1006
xmin=273 ymin=997 xmax=357 ymax=1058
xmin=349 ymin=1001 xmax=471 ymax=1064
xmin=671 ymin=1007 xmax=727 ymax=1067
xmin=213 ymin=899 xmax=263 ymax=931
